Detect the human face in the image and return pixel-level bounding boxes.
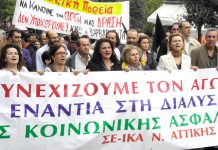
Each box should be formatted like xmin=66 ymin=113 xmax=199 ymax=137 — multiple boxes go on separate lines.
xmin=40 ymin=33 xmax=48 ymax=45
xmin=181 ymin=22 xmax=191 ymax=38
xmin=34 ymin=41 xmax=41 ymax=49
xmin=48 ymin=31 xmax=59 ymax=45
xmin=10 ymin=32 xmax=22 ymax=46
xmin=140 ymin=38 xmax=149 ymax=51
xmin=52 ymin=47 xmax=67 ymax=65
xmin=128 ymin=49 xmax=140 ymax=66
xmin=127 ymin=31 xmax=138 ymax=45
xmin=171 ymin=24 xmax=179 ymax=34
xmin=99 ymin=42 xmax=112 ymax=60
xmin=6 ymin=48 xmax=19 ymax=66
xmin=206 ymin=31 xmax=218 ymax=48
xmin=0 ymin=38 xmax=5 ymax=49
xmin=78 ymin=38 xmax=90 ymax=55
xmin=59 ymin=37 xmax=65 ymax=44
xmin=106 ymin=32 xmax=117 ymax=47
xmin=29 ymin=35 xmax=35 ymax=43
xmin=170 ymin=36 xmax=184 ymax=52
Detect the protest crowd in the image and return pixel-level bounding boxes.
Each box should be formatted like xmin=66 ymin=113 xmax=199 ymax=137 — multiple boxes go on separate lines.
xmin=0 ymin=1 xmax=218 ymax=149
xmin=0 ymin=21 xmax=217 ymax=74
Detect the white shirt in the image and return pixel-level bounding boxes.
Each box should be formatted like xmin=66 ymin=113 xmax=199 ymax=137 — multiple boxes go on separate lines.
xmin=74 ymin=51 xmax=93 ymax=71
xmin=1 ymin=66 xmax=29 ymax=72
xmin=114 ymin=47 xmax=121 ymax=61
xmin=36 ymin=44 xmax=49 ymax=71
xmin=36 ymin=44 xmax=71 ymax=71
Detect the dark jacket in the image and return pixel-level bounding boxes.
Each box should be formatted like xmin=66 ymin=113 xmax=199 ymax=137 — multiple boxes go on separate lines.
xmin=191 ymin=45 xmax=218 ymax=68
xmin=86 ymin=61 xmax=122 ymax=71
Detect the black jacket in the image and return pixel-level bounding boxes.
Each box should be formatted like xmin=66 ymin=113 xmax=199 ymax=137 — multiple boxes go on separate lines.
xmin=86 ymin=61 xmax=122 ymax=71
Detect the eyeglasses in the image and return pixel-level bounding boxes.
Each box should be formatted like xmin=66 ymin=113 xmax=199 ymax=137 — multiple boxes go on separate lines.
xmin=55 ymin=51 xmax=67 ymax=56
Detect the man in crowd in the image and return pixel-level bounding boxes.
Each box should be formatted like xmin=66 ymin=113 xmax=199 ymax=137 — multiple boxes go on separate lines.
xmin=8 ymin=29 xmax=22 ymax=46
xmin=0 ymin=29 xmax=6 ymax=50
xmin=67 ymin=35 xmax=92 ymax=72
xmin=191 ymin=28 xmax=218 ymax=69
xmin=7 ymin=29 xmax=32 ymax=70
xmin=39 ymin=31 xmax=48 ymax=46
xmin=106 ymin=30 xmax=125 ymax=61
xmin=179 ymin=21 xmax=201 ymax=55
xmin=126 ymin=28 xmax=139 ymax=45
xmin=67 ymin=30 xmax=79 ymax=55
xmin=36 ymin=30 xmax=70 ymax=71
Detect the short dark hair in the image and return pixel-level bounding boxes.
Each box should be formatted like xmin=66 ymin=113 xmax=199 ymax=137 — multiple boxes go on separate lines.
xmin=41 ymin=50 xmax=50 ymax=65
xmin=8 ymin=29 xmax=21 ymax=39
xmin=76 ymin=35 xmax=90 ymax=46
xmin=70 ymin=30 xmax=79 ymax=41
xmin=21 ymin=31 xmax=29 ymax=42
xmin=49 ymin=42 xmax=66 ymax=64
xmin=64 ymin=35 xmax=70 ymax=42
xmin=106 ymin=30 xmax=121 ymax=47
xmin=170 ymin=23 xmax=179 ymax=30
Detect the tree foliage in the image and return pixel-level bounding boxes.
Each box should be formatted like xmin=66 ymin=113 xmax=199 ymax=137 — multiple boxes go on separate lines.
xmin=181 ymin=0 xmax=217 ymax=42
xmin=0 ymin=0 xmax=16 ymax=20
xmin=130 ymin=0 xmax=164 ymax=35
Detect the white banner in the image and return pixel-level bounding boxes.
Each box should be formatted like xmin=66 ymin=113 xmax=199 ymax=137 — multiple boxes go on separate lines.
xmin=0 ymin=69 xmax=218 ymax=150
xmin=12 ymin=0 xmax=129 ymax=42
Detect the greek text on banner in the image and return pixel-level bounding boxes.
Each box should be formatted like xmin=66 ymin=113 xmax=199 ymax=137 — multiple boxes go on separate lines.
xmin=0 ymin=69 xmax=217 ymax=150
xmin=12 ymin=0 xmax=129 ymax=42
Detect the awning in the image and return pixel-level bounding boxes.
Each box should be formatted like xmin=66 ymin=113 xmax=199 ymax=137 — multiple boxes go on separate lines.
xmin=147 ymin=4 xmax=186 ymax=25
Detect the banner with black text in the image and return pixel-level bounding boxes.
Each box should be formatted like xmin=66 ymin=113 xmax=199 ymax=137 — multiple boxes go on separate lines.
xmin=12 ymin=0 xmax=129 ymax=42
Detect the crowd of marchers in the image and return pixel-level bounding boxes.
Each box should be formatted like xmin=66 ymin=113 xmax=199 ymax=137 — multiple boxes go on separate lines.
xmin=0 ymin=21 xmax=218 ymax=150
xmin=0 ymin=21 xmax=217 ymax=76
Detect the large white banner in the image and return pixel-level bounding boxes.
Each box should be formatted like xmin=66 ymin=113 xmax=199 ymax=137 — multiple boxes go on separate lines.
xmin=12 ymin=0 xmax=129 ymax=42
xmin=0 ymin=69 xmax=217 ymax=150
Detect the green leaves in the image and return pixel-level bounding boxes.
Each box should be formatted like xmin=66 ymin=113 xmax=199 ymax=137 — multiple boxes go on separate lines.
xmin=0 ymin=0 xmax=16 ymax=20
xmin=181 ymin=0 xmax=217 ymax=42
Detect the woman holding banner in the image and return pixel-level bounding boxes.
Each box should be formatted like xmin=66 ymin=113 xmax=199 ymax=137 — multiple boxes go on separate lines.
xmin=0 ymin=43 xmax=28 ymax=74
xmin=121 ymin=45 xmax=147 ymax=71
xmin=86 ymin=38 xmax=121 ymax=71
xmin=44 ymin=42 xmax=76 ymax=73
xmin=157 ymin=33 xmax=198 ymax=72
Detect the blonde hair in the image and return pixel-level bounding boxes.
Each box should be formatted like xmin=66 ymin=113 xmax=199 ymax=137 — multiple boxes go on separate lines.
xmin=168 ymin=33 xmax=185 ymax=51
xmin=121 ymin=45 xmax=146 ymax=69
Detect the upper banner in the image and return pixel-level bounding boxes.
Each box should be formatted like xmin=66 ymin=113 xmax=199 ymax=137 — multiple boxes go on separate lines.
xmin=12 ymin=0 xmax=129 ymax=42
xmin=0 ymin=69 xmax=217 ymax=150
